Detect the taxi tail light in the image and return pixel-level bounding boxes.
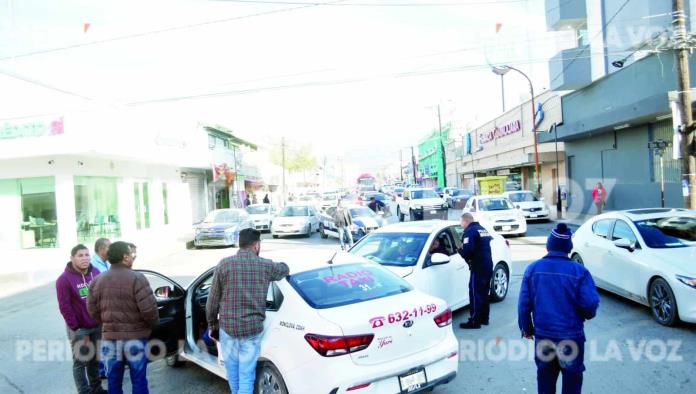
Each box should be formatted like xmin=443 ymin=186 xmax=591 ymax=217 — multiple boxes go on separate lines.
xmin=304 ymin=333 xmax=374 ymax=357
xmin=347 ymin=383 xmax=371 ymax=391
xmin=434 ymin=308 xmax=452 ymax=328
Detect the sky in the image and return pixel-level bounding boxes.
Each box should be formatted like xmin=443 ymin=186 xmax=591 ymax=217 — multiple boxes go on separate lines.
xmin=0 ymin=0 xmax=573 ymax=174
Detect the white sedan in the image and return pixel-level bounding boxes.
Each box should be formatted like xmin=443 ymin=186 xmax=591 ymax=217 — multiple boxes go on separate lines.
xmin=271 ymin=204 xmax=320 ymax=238
xmin=348 ymin=220 xmax=513 ymax=311
xmin=463 ymin=195 xmax=527 ymax=236
xmin=142 ymin=249 xmax=459 ymax=393
xmin=571 ymin=208 xmax=696 ymax=326
xmin=503 ymin=190 xmax=551 ymax=221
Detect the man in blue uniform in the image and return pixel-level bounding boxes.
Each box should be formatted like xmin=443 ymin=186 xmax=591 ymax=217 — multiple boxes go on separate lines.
xmin=457 ymin=213 xmax=493 ymax=329
xmin=518 ymin=223 xmax=600 ymax=394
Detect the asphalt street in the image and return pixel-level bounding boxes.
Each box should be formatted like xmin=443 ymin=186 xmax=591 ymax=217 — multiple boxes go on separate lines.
xmin=0 ymin=211 xmax=694 ymax=393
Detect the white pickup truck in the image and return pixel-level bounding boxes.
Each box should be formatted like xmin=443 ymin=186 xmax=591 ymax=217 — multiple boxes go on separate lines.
xmin=396 ymin=187 xmax=449 ymax=222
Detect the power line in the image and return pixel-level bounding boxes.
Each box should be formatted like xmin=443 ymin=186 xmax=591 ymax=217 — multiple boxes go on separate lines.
xmin=549 ymin=0 xmax=633 ymax=85
xmin=221 ymin=0 xmax=527 ymax=6
xmin=0 ymin=0 xmax=350 ymax=63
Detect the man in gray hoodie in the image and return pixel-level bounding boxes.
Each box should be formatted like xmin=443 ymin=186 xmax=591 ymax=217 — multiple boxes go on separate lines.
xmin=56 ymin=244 xmax=106 ymax=394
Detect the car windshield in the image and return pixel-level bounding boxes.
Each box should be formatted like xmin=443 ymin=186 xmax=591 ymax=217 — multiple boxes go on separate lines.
xmin=349 ymin=233 xmax=429 ymax=267
xmin=280 ymin=206 xmax=310 ymax=217
xmin=322 ymin=194 xmax=337 ymax=201
xmin=451 ymin=189 xmax=469 ymax=196
xmin=246 ymin=205 xmax=270 ymax=215
xmin=507 ymin=192 xmax=538 ymax=202
xmin=288 ymin=263 xmax=412 ymax=309
xmin=204 ymin=210 xmax=244 ymax=223
xmin=299 ymin=195 xmax=314 ymax=201
xmin=394 ymin=187 xmax=404 ymax=192
xmin=350 ymin=207 xmax=376 ymax=217
xmin=479 ymin=198 xmax=514 ymax=211
xmin=411 ymin=190 xmax=439 ymax=199
xmin=633 ymin=217 xmax=696 ymax=248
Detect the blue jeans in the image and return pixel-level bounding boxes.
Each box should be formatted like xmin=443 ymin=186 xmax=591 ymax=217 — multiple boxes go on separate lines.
xmin=220 ymin=330 xmax=262 ymax=394
xmin=337 ymin=227 xmax=354 ymax=250
xmin=535 ymin=337 xmax=585 ymax=394
xmin=102 ymin=339 xmax=150 ymax=394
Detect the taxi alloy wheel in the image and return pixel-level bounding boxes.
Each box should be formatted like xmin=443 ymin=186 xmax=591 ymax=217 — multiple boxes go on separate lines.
xmin=490 ymin=263 xmax=509 ymax=302
xmin=256 ymin=362 xmax=288 ymax=394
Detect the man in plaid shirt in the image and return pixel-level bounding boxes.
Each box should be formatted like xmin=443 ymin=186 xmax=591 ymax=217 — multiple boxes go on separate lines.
xmin=206 ymin=228 xmax=289 ymax=394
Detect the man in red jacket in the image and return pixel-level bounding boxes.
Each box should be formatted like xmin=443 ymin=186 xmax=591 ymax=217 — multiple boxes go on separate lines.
xmin=56 ymin=244 xmax=106 ymax=394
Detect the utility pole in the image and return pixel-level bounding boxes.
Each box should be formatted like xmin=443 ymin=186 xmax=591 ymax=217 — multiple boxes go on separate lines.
xmin=437 ymin=105 xmax=447 ymax=187
xmin=281 ymin=137 xmax=286 ymax=207
xmin=411 ymin=146 xmax=417 ymax=186
xmin=673 ymin=0 xmax=696 ymax=208
xmin=399 ymin=149 xmax=404 ymax=181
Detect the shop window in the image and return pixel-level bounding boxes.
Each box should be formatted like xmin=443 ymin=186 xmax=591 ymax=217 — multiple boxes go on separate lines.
xmin=74 ymin=176 xmax=121 ymax=243
xmin=134 ymin=182 xmax=151 ymax=230
xmin=18 ymin=177 xmax=58 ymax=248
xmin=162 ymin=183 xmax=169 ymax=225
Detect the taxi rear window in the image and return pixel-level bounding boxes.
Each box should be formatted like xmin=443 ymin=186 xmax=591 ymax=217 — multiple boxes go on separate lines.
xmin=288 ymin=263 xmax=412 ymax=309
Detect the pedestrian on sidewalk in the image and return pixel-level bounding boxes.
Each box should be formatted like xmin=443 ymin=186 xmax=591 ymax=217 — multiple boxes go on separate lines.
xmin=457 ymin=213 xmax=493 ymax=329
xmin=56 ymin=244 xmax=106 ymax=394
xmin=87 ymin=241 xmax=159 ymax=394
xmin=263 ymin=194 xmax=270 ymax=204
xmin=334 ymin=199 xmax=354 ymax=250
xmin=518 ymin=223 xmax=600 ymax=394
xmin=244 ymin=195 xmax=251 ymax=207
xmin=592 ymin=182 xmax=607 ymax=214
xmin=206 ymin=228 xmax=289 ymax=394
xmin=252 ymin=194 xmax=258 ymax=204
xmin=91 ymin=238 xmax=111 ymax=273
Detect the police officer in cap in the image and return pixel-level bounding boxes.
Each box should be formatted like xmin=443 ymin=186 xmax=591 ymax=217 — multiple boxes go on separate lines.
xmin=457 ymin=212 xmax=493 ymax=329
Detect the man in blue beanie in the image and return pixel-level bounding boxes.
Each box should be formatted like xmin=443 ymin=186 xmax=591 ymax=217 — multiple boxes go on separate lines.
xmin=518 ymin=223 xmax=600 ymax=394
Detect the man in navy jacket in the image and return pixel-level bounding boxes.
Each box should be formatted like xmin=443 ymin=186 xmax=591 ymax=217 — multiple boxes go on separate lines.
xmin=458 ymin=213 xmax=493 ymax=329
xmin=518 ymin=223 xmax=600 ymax=394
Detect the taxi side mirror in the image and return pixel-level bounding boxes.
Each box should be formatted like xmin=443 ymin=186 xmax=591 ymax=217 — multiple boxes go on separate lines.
xmin=430 ymin=253 xmax=451 ymax=265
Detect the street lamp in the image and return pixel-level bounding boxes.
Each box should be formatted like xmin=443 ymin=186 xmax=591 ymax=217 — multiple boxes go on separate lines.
xmin=491 ymin=65 xmax=541 ymax=196
xmin=648 ymin=139 xmax=671 ymax=208
xmin=548 ymin=123 xmax=562 ymax=219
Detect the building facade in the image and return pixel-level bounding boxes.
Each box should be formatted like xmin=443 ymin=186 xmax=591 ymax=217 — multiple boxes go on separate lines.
xmin=418 ymin=127 xmax=450 ymax=188
xmin=456 ymin=91 xmax=566 ymax=207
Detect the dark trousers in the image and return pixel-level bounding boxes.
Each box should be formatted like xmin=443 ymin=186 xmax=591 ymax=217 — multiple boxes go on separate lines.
xmin=468 ymin=270 xmax=492 ymax=323
xmin=67 ymin=326 xmax=103 ymax=394
xmin=535 ymin=337 xmax=585 ymax=394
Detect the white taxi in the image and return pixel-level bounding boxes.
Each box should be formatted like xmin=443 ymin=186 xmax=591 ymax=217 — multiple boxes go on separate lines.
xmin=463 ymin=195 xmax=527 ymax=236
xmin=142 ymin=249 xmax=458 ymax=393
xmin=348 ymin=221 xmax=513 ymax=310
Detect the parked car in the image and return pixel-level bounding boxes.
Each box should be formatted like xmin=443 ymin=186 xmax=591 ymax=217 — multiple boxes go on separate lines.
xmin=319 ymin=204 xmax=386 ymax=241
xmin=320 ymin=192 xmax=339 ymax=209
xmin=193 ymin=209 xmax=254 ymax=248
xmin=504 ymin=190 xmax=550 ymax=221
xmin=462 ymin=195 xmax=527 ymax=236
xmin=433 ymin=187 xmax=444 ymax=198
xmin=271 ymin=204 xmax=320 ymax=238
xmin=570 ymin=208 xmax=696 ymax=326
xmin=396 ymin=188 xmax=448 ymax=222
xmin=246 ymin=203 xmax=277 ymax=232
xmin=143 ymin=249 xmax=458 ymax=393
xmin=349 ymin=220 xmax=512 ymax=310
xmin=445 ymin=188 xmax=473 ymax=208
xmin=391 ymin=187 xmax=405 ymax=201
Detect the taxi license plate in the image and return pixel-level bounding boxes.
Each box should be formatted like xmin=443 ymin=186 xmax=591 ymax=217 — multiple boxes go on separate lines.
xmin=503 ymin=225 xmax=512 ymax=231
xmin=430 ymin=210 xmax=437 ymax=214
xmin=399 ymin=369 xmax=427 ymax=393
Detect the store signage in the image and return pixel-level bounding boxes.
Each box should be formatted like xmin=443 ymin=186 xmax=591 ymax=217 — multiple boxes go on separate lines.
xmin=497 ymin=169 xmax=511 ymax=176
xmin=478 ymin=119 xmax=521 ymax=144
xmin=0 ymin=117 xmax=64 ymax=140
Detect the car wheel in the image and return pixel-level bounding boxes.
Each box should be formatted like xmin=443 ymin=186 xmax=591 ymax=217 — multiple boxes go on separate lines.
xmin=649 ymin=278 xmax=679 ymax=326
xmin=409 ymin=209 xmax=415 ymax=221
xmin=256 ymin=362 xmax=288 ymax=394
xmin=319 ymin=224 xmax=328 ymax=239
xmin=397 ymin=207 xmax=404 ymax=222
xmin=490 ymin=263 xmax=509 ymax=303
xmin=571 ymin=253 xmax=584 ymax=265
xmin=165 ymin=354 xmax=185 ymax=368
xmin=272 ymin=234 xmax=279 ymax=239
xmin=305 ymin=226 xmax=312 ymax=238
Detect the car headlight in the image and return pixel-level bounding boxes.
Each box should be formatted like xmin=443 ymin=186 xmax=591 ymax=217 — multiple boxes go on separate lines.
xmin=195 ymin=228 xmax=202 ymax=235
xmin=224 ymin=227 xmax=237 ymax=234
xmin=676 ymin=275 xmax=696 ymax=289
xmin=442 ymin=203 xmax=448 ymax=209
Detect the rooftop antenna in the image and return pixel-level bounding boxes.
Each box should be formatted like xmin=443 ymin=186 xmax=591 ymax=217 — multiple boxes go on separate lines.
xmin=327 ymin=251 xmax=338 ymax=265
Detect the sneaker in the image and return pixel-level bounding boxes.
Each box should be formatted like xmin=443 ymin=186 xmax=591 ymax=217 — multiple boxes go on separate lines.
xmin=459 ymin=320 xmax=481 ymax=329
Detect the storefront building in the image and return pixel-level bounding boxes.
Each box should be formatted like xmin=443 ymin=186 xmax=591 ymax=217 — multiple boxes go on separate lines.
xmin=418 ymin=127 xmax=450 ymax=188
xmin=455 ymin=91 xmax=566 ymax=207
xmin=0 ymin=110 xmax=210 ymax=266
xmin=538 ymin=53 xmax=694 ymax=215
